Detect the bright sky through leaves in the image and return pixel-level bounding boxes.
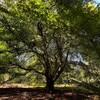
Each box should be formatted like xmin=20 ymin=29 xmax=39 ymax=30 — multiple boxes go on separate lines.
xmin=94 ymin=0 xmax=100 ymax=3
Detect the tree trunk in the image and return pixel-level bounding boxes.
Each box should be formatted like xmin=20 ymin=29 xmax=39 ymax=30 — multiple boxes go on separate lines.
xmin=46 ymin=76 xmax=54 ymax=93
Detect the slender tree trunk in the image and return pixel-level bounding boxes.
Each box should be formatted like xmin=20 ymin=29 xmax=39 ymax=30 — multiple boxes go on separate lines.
xmin=46 ymin=76 xmax=54 ymax=93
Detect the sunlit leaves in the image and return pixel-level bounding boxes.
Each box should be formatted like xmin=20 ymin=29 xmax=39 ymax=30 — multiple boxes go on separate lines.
xmin=83 ymin=1 xmax=98 ymax=13
xmin=0 ymin=41 xmax=7 ymax=50
xmin=0 ymin=0 xmax=100 ymax=89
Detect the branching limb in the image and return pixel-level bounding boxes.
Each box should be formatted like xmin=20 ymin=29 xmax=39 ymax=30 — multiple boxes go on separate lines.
xmin=54 ymin=50 xmax=69 ymax=81
xmin=8 ymin=62 xmax=45 ymax=75
xmin=37 ymin=22 xmax=51 ymax=76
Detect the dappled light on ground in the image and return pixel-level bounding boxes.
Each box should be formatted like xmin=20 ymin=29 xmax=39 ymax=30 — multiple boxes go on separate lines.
xmin=0 ymin=88 xmax=99 ymax=100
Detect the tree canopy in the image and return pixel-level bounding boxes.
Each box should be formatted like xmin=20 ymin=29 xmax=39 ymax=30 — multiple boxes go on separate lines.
xmin=0 ymin=0 xmax=100 ymax=92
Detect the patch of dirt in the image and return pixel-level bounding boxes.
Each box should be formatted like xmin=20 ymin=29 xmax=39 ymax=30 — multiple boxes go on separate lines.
xmin=0 ymin=88 xmax=99 ymax=100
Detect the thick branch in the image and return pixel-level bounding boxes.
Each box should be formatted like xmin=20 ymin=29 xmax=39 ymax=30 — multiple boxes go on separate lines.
xmin=54 ymin=35 xmax=63 ymax=64
xmin=54 ymin=50 xmax=69 ymax=81
xmin=8 ymin=62 xmax=45 ymax=75
xmin=37 ymin=22 xmax=51 ymax=76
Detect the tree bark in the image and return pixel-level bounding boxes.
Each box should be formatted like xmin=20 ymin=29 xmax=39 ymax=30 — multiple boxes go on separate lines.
xmin=46 ymin=76 xmax=54 ymax=93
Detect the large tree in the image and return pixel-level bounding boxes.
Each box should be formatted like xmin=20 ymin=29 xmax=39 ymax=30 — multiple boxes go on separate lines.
xmin=0 ymin=0 xmax=100 ymax=92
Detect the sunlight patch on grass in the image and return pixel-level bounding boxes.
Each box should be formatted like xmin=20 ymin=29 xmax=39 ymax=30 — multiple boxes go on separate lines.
xmin=0 ymin=83 xmax=45 ymax=88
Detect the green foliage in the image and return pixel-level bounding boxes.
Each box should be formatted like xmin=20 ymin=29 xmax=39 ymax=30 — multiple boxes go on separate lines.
xmin=0 ymin=0 xmax=100 ymax=91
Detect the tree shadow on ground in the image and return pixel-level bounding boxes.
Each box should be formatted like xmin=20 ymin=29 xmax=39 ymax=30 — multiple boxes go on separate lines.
xmin=0 ymin=88 xmax=99 ymax=100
